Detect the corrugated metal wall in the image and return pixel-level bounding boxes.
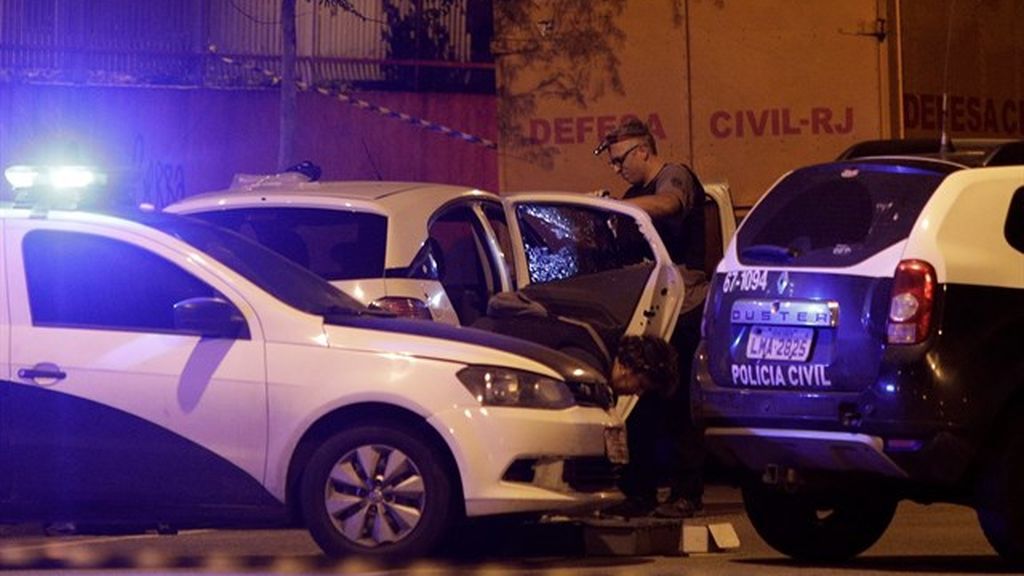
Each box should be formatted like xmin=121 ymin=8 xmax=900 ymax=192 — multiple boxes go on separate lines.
xmin=0 ymin=1 xmax=499 ymax=198
xmin=0 ymin=0 xmax=492 ymax=91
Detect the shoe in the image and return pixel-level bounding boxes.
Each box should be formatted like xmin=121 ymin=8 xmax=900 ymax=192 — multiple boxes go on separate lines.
xmin=599 ymin=498 xmax=656 ymax=519
xmin=653 ymin=497 xmax=703 ymax=519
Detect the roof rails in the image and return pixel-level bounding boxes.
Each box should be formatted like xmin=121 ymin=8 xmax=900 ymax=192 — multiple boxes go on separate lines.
xmin=837 ymin=138 xmax=1024 ymax=167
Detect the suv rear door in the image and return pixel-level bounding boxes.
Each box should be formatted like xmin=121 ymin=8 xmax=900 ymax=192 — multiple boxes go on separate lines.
xmin=704 ymin=160 xmax=956 ymax=396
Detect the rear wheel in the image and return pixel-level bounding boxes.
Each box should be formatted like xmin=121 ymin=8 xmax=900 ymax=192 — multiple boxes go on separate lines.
xmin=299 ymin=423 xmax=454 ymax=558
xmin=742 ymin=479 xmax=897 ymax=562
xmin=976 ymin=422 xmax=1024 ymax=564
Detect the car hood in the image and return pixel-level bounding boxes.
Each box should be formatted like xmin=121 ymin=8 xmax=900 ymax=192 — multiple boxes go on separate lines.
xmin=322 ymin=313 xmax=607 ymax=386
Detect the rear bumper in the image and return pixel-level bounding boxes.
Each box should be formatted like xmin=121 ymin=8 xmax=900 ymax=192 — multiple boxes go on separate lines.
xmin=705 ymin=428 xmax=907 ymax=478
xmin=693 ymin=341 xmax=975 ymax=487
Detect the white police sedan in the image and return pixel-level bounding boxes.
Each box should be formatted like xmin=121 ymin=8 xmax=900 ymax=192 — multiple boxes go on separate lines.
xmin=0 ymin=165 xmax=624 ymax=558
xmin=164 ymin=175 xmax=696 ymax=347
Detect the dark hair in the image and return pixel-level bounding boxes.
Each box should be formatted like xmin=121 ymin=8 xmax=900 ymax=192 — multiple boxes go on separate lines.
xmin=615 ymin=334 xmax=678 ymax=397
xmin=595 ymin=118 xmax=658 ymax=156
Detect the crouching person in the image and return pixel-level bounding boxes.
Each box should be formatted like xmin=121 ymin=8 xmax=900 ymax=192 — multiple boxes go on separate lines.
xmin=605 ymin=334 xmax=700 ymax=518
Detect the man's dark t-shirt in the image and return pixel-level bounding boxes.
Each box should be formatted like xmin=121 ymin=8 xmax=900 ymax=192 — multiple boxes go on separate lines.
xmin=623 ymin=163 xmax=706 ymax=272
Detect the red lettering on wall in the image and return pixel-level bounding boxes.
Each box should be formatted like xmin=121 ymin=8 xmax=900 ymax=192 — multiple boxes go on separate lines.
xmin=967 ymin=97 xmax=981 ymax=132
xmin=596 ymin=115 xmax=618 ymax=139
xmin=575 ymin=116 xmax=595 ymax=144
xmin=553 ymin=117 xmax=573 ymax=144
xmin=834 ymin=107 xmax=853 ymax=134
xmin=983 ymin=100 xmax=999 ymax=133
xmin=529 ymin=118 xmax=550 ymax=144
xmin=525 ymin=113 xmax=669 ymax=145
xmin=949 ymin=95 xmax=965 ymax=131
xmin=782 ymin=109 xmax=800 ymax=135
xmin=746 ymin=110 xmax=770 ymax=136
xmin=707 ymin=107 xmax=855 ymax=139
xmin=811 ymin=108 xmax=834 ymax=134
xmin=710 ymin=111 xmax=731 ymax=137
xmin=646 ymin=114 xmax=666 ymax=139
xmin=920 ymin=94 xmax=938 ymax=130
xmin=1001 ymin=101 xmax=1016 ymax=134
xmin=904 ymin=93 xmax=1024 ymax=136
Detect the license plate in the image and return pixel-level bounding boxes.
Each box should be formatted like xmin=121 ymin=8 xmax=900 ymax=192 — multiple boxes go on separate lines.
xmin=746 ymin=326 xmax=814 ymax=361
xmin=604 ymin=426 xmax=629 ymax=465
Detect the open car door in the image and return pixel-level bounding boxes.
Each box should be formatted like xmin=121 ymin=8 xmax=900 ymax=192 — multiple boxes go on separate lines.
xmin=503 ymin=193 xmax=685 ymax=418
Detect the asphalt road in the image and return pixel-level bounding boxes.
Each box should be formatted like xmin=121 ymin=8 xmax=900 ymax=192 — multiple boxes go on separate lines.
xmin=0 ymin=485 xmax=1018 ymax=575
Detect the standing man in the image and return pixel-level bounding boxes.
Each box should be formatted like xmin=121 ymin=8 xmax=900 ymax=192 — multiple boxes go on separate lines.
xmin=595 ymin=118 xmax=707 ymax=518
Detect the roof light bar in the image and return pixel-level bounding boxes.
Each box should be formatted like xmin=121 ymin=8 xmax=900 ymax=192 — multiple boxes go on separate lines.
xmin=4 ymin=166 xmax=40 ymax=189
xmin=4 ymin=165 xmax=107 ymax=190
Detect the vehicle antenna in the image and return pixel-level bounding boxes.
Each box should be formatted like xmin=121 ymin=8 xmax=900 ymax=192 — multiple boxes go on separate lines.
xmin=939 ymin=0 xmax=957 ymax=154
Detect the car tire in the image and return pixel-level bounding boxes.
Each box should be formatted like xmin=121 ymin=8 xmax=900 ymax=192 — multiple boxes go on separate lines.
xmin=976 ymin=421 xmax=1024 ymax=564
xmin=742 ymin=479 xmax=897 ymax=562
xmin=299 ymin=423 xmax=454 ymax=559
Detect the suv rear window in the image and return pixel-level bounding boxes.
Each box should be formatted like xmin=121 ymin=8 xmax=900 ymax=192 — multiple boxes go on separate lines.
xmin=737 ymin=161 xmax=952 ymax=267
xmin=191 ymin=208 xmax=387 ymax=280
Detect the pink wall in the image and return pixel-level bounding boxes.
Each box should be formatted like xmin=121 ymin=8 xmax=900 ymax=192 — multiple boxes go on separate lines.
xmin=0 ymin=85 xmax=499 ymax=207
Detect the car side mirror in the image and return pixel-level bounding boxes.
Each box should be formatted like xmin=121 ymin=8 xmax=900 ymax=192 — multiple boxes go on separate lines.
xmin=173 ymin=297 xmax=250 ymax=339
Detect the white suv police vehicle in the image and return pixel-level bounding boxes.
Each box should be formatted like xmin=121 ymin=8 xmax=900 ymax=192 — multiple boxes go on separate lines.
xmin=0 ymin=166 xmax=625 ymax=558
xmin=694 ymin=139 xmax=1024 ymax=563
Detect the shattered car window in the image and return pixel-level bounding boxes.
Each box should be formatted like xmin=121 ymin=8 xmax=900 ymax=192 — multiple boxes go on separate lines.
xmin=516 ymin=204 xmax=653 ymax=284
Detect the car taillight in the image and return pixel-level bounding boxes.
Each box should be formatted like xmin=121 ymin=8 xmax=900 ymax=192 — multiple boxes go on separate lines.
xmin=370 ymin=297 xmax=433 ymax=320
xmin=886 ymin=259 xmax=935 ymax=345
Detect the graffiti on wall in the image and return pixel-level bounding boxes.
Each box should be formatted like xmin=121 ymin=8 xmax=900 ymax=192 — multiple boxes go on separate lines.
xmin=131 ymin=135 xmax=186 ymax=208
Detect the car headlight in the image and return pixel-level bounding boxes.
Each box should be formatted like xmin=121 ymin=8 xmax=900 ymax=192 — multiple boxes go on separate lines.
xmin=457 ymin=366 xmax=575 ymax=410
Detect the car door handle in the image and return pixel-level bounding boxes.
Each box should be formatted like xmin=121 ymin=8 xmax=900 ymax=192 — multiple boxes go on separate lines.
xmin=18 ymin=364 xmax=67 ymax=382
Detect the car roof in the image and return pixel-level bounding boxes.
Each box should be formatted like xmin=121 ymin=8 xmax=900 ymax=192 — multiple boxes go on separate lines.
xmin=177 ymin=180 xmax=496 ymax=206
xmin=168 ymin=180 xmax=503 ymax=269
xmin=0 ymin=203 xmax=221 ymax=248
xmin=836 ymin=138 xmax=1024 ymax=168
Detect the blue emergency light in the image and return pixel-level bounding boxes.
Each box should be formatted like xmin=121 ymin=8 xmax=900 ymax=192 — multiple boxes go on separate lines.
xmin=4 ymin=165 xmax=109 ymax=210
xmin=5 ymin=165 xmax=105 ymax=190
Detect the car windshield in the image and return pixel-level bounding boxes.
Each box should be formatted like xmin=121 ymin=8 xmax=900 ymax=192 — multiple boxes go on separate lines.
xmin=145 ymin=213 xmax=367 ymax=316
xmin=736 ymin=161 xmax=953 ymax=267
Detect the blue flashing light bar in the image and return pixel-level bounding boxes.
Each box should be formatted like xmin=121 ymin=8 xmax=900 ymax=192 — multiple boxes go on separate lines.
xmin=5 ymin=165 xmax=107 ymax=190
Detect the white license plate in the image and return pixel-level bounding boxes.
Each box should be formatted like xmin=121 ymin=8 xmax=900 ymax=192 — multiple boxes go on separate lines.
xmin=746 ymin=326 xmax=814 ymax=361
xmin=604 ymin=426 xmax=629 ymax=465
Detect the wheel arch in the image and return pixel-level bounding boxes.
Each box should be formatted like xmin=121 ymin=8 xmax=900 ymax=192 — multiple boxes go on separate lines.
xmin=965 ymin=328 xmax=1024 ymax=457
xmin=284 ymin=402 xmax=465 ymax=523
xmin=956 ymin=328 xmax=1024 ymax=497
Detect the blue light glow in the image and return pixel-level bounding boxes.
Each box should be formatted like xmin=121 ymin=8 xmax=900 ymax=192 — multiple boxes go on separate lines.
xmin=4 ymin=164 xmax=105 ymax=190
xmin=4 ymin=166 xmax=40 ymax=189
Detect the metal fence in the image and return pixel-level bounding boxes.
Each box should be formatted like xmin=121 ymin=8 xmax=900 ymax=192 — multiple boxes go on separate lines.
xmin=0 ymin=0 xmax=494 ymax=92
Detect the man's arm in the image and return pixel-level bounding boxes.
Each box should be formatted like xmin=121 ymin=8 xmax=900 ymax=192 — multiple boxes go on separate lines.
xmin=626 ymin=192 xmax=682 ymax=218
xmin=624 ymin=164 xmax=695 ymax=219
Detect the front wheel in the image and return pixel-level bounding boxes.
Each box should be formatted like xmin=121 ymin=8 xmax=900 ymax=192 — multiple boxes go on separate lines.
xmin=299 ymin=424 xmax=455 ymax=558
xmin=742 ymin=480 xmax=897 ymax=562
